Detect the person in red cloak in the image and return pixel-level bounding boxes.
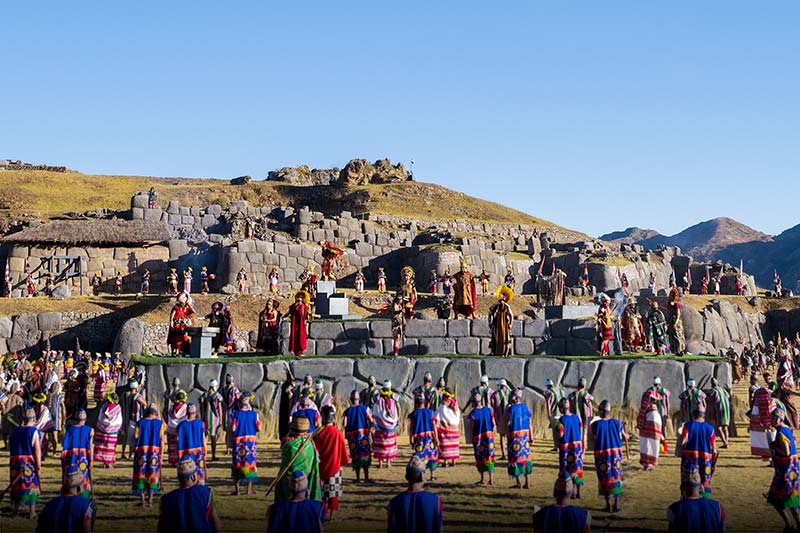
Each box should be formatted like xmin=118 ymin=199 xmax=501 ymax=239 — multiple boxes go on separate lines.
xmin=452 ymin=261 xmax=477 ymax=319
xmin=167 ymin=291 xmax=195 ymax=355
xmin=285 ymin=290 xmax=310 ymax=357
xmin=313 ymin=405 xmax=349 ymax=521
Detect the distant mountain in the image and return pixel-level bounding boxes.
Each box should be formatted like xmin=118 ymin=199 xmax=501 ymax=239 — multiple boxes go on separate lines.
xmin=599 ymin=227 xmax=662 ymax=244
xmin=718 ymin=224 xmax=800 ymax=292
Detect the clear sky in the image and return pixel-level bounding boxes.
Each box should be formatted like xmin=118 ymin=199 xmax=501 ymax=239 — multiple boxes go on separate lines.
xmin=2 ymin=2 xmax=798 ymax=237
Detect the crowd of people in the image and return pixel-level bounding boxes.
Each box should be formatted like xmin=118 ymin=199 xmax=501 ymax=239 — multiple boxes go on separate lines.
xmin=6 ymin=344 xmax=795 ymax=533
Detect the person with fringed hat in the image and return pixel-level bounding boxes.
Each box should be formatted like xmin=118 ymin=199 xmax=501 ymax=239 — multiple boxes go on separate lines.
xmin=557 ymin=398 xmax=584 ymax=498
xmin=313 ymin=405 xmax=348 ymax=521
xmin=167 ymin=291 xmax=195 ymax=355
xmin=132 ymin=405 xmax=163 ymax=507
xmin=276 ymin=416 xmax=321 ymax=503
xmin=94 ymin=392 xmax=122 ymax=468
xmin=177 ymin=403 xmax=207 ymax=485
xmin=680 ymin=405 xmax=718 ymax=497
xmin=166 ymin=390 xmax=188 ymax=466
xmin=285 ymin=290 xmax=310 ymax=357
xmin=533 ymin=476 xmax=591 ymax=533
xmin=506 ymin=387 xmax=533 ymax=489
xmin=158 ymin=457 xmax=221 ymax=533
xmin=231 ymin=391 xmax=260 ymax=496
xmin=589 ymin=400 xmax=628 ymax=513
xmin=489 ymin=285 xmax=514 ymax=356
xmin=61 ymin=409 xmax=93 ymax=499
xmin=290 ymin=389 xmax=321 ymax=433
xmin=267 ymin=470 xmax=324 ymax=533
xmin=387 ymin=456 xmax=443 ymax=533
xmin=372 ymin=380 xmax=400 ymax=468
xmin=434 ymin=388 xmax=460 ymax=467
xmin=768 ymin=406 xmax=800 ymax=531
xmin=9 ymin=407 xmax=41 ymax=518
xmin=36 ymin=464 xmax=96 ymax=533
xmin=343 ymin=389 xmax=373 ymax=482
xmin=408 ymin=394 xmax=439 ymax=481
xmin=467 ymin=391 xmax=495 ymax=486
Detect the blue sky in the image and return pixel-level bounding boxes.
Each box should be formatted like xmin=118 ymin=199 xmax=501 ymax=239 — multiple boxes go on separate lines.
xmin=2 ymin=2 xmax=798 ymax=237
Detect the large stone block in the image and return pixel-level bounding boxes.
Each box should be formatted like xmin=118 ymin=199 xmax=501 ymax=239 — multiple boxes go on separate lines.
xmin=566 ymin=338 xmax=596 ymax=356
xmin=224 ymin=362 xmax=264 ymax=393
xmin=523 ymin=319 xmax=548 ymax=338
xmin=405 ymin=319 xmax=447 ymax=338
xmin=590 ymin=360 xmax=629 ymax=405
xmin=418 ymin=337 xmax=456 ymax=355
xmin=514 ymin=337 xmax=535 ymax=356
xmin=561 ymin=360 xmax=600 ymax=391
xmin=253 ymin=382 xmax=278 ymax=415
xmin=447 ymin=320 xmax=471 ymax=337
xmin=484 ymin=358 xmax=525 ymax=389
xmin=534 ymin=338 xmax=566 ymax=355
xmin=264 ymin=361 xmax=291 ymax=382
xmin=333 ymin=376 xmax=367 ymax=403
xmin=370 ymin=321 xmax=393 ymax=338
xmin=291 ymin=358 xmax=354 ymax=379
xmin=9 ymin=314 xmax=40 ymax=352
xmin=685 ymin=360 xmax=716 ymax=389
xmin=168 ymin=239 xmax=189 ymax=261
xmin=445 ymin=359 xmax=482 ymax=405
xmin=625 ymin=360 xmax=685 ymax=412
xmin=526 ymin=358 xmax=568 ymax=392
xmin=308 ymin=322 xmax=345 ymax=340
xmin=681 ymin=305 xmax=704 ymax=343
xmin=471 ymin=320 xmax=490 ymax=337
xmin=549 ymin=319 xmax=572 ymax=338
xmin=410 ymin=358 xmax=450 ymax=386
xmin=714 ymin=362 xmax=732 ymax=389
xmin=333 ymin=340 xmax=369 ymax=355
xmin=511 ymin=320 xmax=523 ymax=337
xmin=146 ymin=366 xmax=167 ymax=411
xmin=112 ymin=318 xmax=145 ymax=356
xmin=343 ymin=322 xmax=371 ymax=339
xmin=570 ymin=319 xmax=596 ymax=340
xmin=456 ymin=337 xmax=480 ymax=355
xmin=164 ymin=364 xmax=195 ymax=392
xmin=355 ymin=358 xmax=413 ymax=390
xmin=0 ymin=317 xmax=12 ymax=338
xmin=195 ymin=363 xmax=223 ymax=390
xmin=316 ymin=339 xmax=335 ymax=355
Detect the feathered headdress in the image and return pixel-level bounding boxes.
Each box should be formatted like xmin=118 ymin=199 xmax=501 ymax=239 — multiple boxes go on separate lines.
xmin=495 ymin=285 xmax=514 ymax=302
xmin=294 ymin=290 xmax=311 ymax=305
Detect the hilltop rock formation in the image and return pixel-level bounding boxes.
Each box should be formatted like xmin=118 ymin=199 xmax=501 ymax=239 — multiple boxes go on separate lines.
xmin=336 ymin=158 xmax=410 ymax=186
xmin=267 ymin=166 xmax=339 ymax=186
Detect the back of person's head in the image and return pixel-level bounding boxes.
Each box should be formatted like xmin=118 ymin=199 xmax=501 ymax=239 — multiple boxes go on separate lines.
xmin=680 ymin=467 xmax=703 ymax=497
xmin=553 ymin=475 xmax=574 ymax=503
xmin=63 ymin=464 xmax=83 ymax=495
xmin=405 ymin=456 xmax=426 ymax=485
xmin=320 ymin=405 xmax=336 ymax=425
xmin=177 ymin=457 xmax=198 ymax=487
xmin=289 ymin=469 xmax=308 ymax=498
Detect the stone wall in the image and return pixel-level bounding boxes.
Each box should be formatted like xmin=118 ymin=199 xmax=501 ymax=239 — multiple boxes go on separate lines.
xmin=0 ymin=311 xmax=127 ymax=357
xmin=142 ymin=356 xmax=731 ymax=433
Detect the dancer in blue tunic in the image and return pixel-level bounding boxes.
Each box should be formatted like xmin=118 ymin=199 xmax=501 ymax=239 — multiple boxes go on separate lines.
xmin=407 ymin=395 xmax=439 ymax=480
xmin=557 ymin=398 xmax=584 ymax=498
xmin=388 ymin=456 xmax=443 ymax=533
xmin=61 ymin=409 xmax=94 ymax=499
xmin=343 ymin=390 xmax=373 ymax=482
xmin=177 ymin=403 xmax=207 ymax=485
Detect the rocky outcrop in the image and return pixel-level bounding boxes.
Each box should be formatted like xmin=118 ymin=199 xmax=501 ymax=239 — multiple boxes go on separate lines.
xmin=266 ymin=166 xmax=338 ymax=186
xmin=336 ymin=158 xmax=410 ymax=186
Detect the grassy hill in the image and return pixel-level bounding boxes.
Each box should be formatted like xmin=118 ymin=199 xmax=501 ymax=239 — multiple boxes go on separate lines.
xmin=0 ymin=170 xmax=580 ymax=233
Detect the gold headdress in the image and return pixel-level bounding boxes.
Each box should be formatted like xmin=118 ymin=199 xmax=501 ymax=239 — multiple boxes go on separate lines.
xmin=294 ymin=290 xmax=311 ymax=305
xmin=495 ymin=285 xmax=514 ymax=302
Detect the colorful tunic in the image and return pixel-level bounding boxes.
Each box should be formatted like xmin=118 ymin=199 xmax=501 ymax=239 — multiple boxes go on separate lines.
xmin=409 ymin=407 xmax=439 ymax=470
xmin=94 ymin=402 xmax=122 ymax=466
xmin=159 ymin=484 xmax=215 ymax=533
xmin=292 ymin=406 xmax=321 ymax=433
xmin=434 ymin=398 xmax=460 ymax=461
xmin=37 ymin=494 xmax=96 ymax=533
xmin=288 ymin=302 xmax=309 ymax=354
xmin=768 ymin=425 xmax=800 ymax=510
xmin=177 ymin=418 xmax=207 ymax=484
xmin=506 ymin=403 xmax=533 ymax=478
xmin=490 ymin=388 xmax=510 ymax=437
xmin=200 ymin=389 xmax=223 ymax=439
xmin=166 ymin=402 xmax=188 ymax=465
xmin=93 ymin=369 xmax=107 ymax=403
xmin=468 ymin=406 xmax=495 ymax=472
xmin=638 ymin=403 xmax=663 ymax=468
xmin=344 ymin=404 xmax=372 ymax=468
xmin=372 ymin=393 xmax=399 ymax=461
xmin=681 ymin=420 xmax=716 ymax=495
xmin=231 ymin=407 xmax=260 ymax=481
xmin=590 ymin=418 xmax=623 ymax=499
xmin=488 ymin=301 xmax=513 ymax=355
xmin=557 ymin=413 xmax=584 ymax=486
xmin=313 ymin=424 xmax=348 ymax=506
xmin=568 ymin=389 xmax=593 ymax=442
xmin=132 ymin=418 xmax=163 ymax=494
xmin=61 ymin=425 xmax=93 ymax=498
xmin=276 ymin=436 xmax=321 ymax=502
xmin=269 ymin=499 xmax=325 ymax=533
xmin=9 ymin=425 xmax=40 ymax=506
xmin=388 ymin=490 xmax=443 ymax=533
xmin=680 ymin=388 xmax=708 ymax=423
xmin=750 ymin=387 xmax=774 ymax=458
xmin=543 ymin=386 xmax=565 ymax=446
xmin=708 ymin=386 xmax=730 ymax=427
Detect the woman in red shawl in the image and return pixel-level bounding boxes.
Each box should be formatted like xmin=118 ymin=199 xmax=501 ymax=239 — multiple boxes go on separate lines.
xmin=285 ymin=290 xmax=310 ymax=357
xmin=313 ymin=405 xmax=349 ymax=521
xmin=167 ymin=292 xmax=195 ymax=355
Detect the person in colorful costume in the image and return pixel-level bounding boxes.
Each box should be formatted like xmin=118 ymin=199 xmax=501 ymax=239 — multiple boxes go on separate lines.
xmin=407 ymin=395 xmax=439 ymax=480
xmin=750 ymin=381 xmax=776 ymax=458
xmin=441 ymin=269 xmax=451 ymax=296
xmin=680 ymin=378 xmax=707 ymax=425
xmin=312 ymin=380 xmax=334 ymax=411
xmin=488 ymin=285 xmax=513 ymax=356
xmin=285 ymin=290 xmax=310 ymax=357
xmin=680 ymin=407 xmax=718 ymax=496
xmin=490 ymin=379 xmax=511 ymax=460
xmin=120 ymin=378 xmax=146 ymax=460
xmin=533 ymin=477 xmax=591 ymax=533
xmin=452 ymin=261 xmax=477 ymax=319
xmin=94 ymin=392 xmax=122 ymax=468
xmin=596 ymin=294 xmax=614 ymax=356
xmin=589 ymin=400 xmax=628 ymax=512
xmin=506 ymin=388 xmax=533 ymax=489
xmin=376 ymin=267 xmax=387 ymax=293
xmin=231 ymin=391 xmax=260 ymax=495
xmin=167 ymin=292 xmax=195 ymax=355
xmin=398 ymin=266 xmax=418 ymax=319
xmin=236 ymin=267 xmax=248 ymax=293
xmin=467 ymin=391 xmax=495 ymax=485
xmin=768 ymin=406 xmax=800 ymax=531
xmin=91 ymin=272 xmax=102 ymax=296
xmin=222 ymin=374 xmax=240 ymax=454
xmin=158 ymin=457 xmax=221 ymax=533
xmin=344 ymin=390 xmax=373 ymax=482
xmin=10 ymin=408 xmax=41 ymax=518
xmin=646 ymin=300 xmax=669 ymax=354
xmin=166 ymin=390 xmax=188 ymax=466
xmin=267 ymin=470 xmax=324 ymax=533
xmin=542 ymin=378 xmax=565 ymax=452
xmin=166 ymin=268 xmax=178 ymax=295
xmin=93 ymin=362 xmax=107 ymax=404
xmin=372 ymin=380 xmax=400 ymax=468
xmin=504 ymin=267 xmax=516 ymax=289
xmin=313 ymin=405 xmax=349 ymax=521
xmin=132 ymin=405 xmax=164 ymax=507
xmin=354 ymin=269 xmax=365 ymax=293
xmin=391 ymin=293 xmax=405 ymax=357
xmin=557 ymin=398 xmax=584 ymax=498
xmin=707 ymin=377 xmax=731 ymax=448
xmin=200 ymin=266 xmax=212 ymax=295
xmin=429 ymin=270 xmax=439 ymax=295
xmin=206 ymin=300 xmax=234 ymax=353
xmin=387 ymin=456 xmax=443 ymax=533
xmin=637 ymin=388 xmax=666 ymax=470
xmin=36 ymin=465 xmax=96 ymax=533
xmin=434 ymin=388 xmax=460 ymax=467
xmin=667 ymin=467 xmax=725 ymax=533
xmin=182 ymin=267 xmax=193 ymax=294
xmin=61 ymin=409 xmax=93 ymax=499
xmin=177 ymin=403 xmax=207 ymax=485
xmin=256 ymin=298 xmax=281 ymax=356
xmin=622 ymin=298 xmax=646 ymax=352
xmin=199 ymin=379 xmax=224 ymax=461
xmin=290 ymin=390 xmax=321 ymax=433
xmin=668 ymin=292 xmax=686 ymax=355
xmin=568 ymin=376 xmax=593 ymax=450
xmin=140 ymin=269 xmax=151 ymax=296
xmin=275 ymin=416 xmax=320 ymax=503
xmin=478 ymin=269 xmax=490 ymax=295
xmin=268 ymin=267 xmax=280 ymax=295
xmin=359 ymin=375 xmax=380 ymax=409
xmin=320 ymin=241 xmax=343 ymax=281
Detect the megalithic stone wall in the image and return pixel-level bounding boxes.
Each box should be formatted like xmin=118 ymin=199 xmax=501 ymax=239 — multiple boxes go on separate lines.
xmin=143 ymin=356 xmax=731 ymax=434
